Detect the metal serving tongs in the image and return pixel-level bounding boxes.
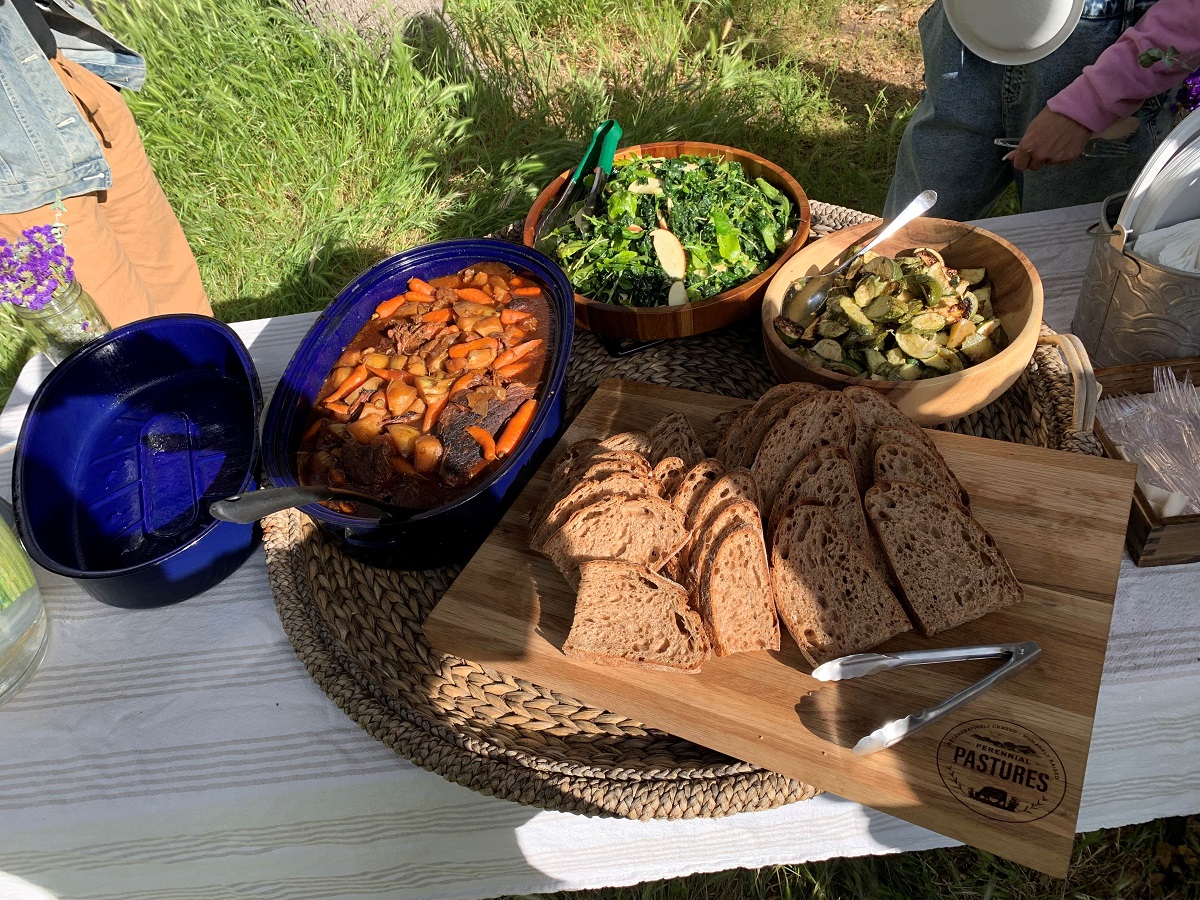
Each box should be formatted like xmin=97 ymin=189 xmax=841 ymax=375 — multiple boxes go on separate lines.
xmin=534 ymin=119 xmax=622 ymax=253
xmin=810 ymin=641 xmax=1041 ymax=755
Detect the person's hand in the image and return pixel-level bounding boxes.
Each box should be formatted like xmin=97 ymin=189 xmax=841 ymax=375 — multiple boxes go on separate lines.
xmin=1004 ymin=109 xmax=1093 ymax=172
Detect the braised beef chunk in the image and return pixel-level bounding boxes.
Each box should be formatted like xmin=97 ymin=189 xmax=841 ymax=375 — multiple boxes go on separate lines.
xmin=340 ymin=440 xmax=393 ymax=497
xmin=437 ymin=382 xmax=536 ymax=486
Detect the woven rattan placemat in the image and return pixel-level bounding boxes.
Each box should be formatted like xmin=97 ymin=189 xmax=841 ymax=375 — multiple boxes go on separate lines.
xmin=261 ymin=201 xmax=1103 ymax=820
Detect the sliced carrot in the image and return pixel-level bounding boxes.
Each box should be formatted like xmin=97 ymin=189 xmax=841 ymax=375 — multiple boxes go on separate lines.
xmin=422 ymin=393 xmax=449 ymax=433
xmin=500 ymin=308 xmax=532 ymax=325
xmin=407 ymin=276 xmax=436 ymax=296
xmin=492 ymin=338 xmax=543 ymax=370
xmin=448 ymin=372 xmax=480 ymax=396
xmin=324 ymin=364 xmax=369 ymax=403
xmin=508 ymin=276 xmax=526 ymax=287
xmin=390 ymin=455 xmax=420 ymax=476
xmin=496 ymin=360 xmax=532 ymax=380
xmin=365 ymin=365 xmax=411 ymax=382
xmin=324 ymin=400 xmax=352 ymax=417
xmin=495 ymin=399 xmax=537 ymax=459
xmin=466 ymin=425 xmax=497 ymax=461
xmin=420 ymin=308 xmax=453 ymax=323
xmin=448 ymin=336 xmax=500 ymax=359
xmin=455 ymin=287 xmax=493 ymax=305
xmin=511 ymin=285 xmax=542 ymax=297
xmin=373 ymin=295 xmax=407 ymax=319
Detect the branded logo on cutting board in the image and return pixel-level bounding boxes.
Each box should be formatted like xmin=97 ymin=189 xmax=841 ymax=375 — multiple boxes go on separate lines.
xmin=938 ymin=719 xmax=1065 ymax=823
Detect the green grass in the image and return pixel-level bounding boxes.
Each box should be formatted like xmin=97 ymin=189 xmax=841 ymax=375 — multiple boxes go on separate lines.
xmin=2 ymin=1 xmax=1194 ymax=894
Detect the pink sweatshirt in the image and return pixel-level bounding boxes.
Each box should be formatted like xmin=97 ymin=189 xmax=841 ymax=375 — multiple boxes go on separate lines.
xmin=1046 ymin=0 xmax=1200 ymax=133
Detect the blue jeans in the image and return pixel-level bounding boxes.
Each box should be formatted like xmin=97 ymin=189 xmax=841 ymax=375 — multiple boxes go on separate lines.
xmin=885 ymin=0 xmax=1174 ymax=220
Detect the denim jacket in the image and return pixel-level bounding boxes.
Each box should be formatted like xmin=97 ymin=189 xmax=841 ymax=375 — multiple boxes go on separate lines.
xmin=0 ymin=0 xmax=145 ymax=213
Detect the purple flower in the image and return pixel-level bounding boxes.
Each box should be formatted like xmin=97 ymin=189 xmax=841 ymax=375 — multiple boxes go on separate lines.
xmin=0 ymin=225 xmax=77 ymax=310
xmin=1178 ymin=69 xmax=1200 ymax=113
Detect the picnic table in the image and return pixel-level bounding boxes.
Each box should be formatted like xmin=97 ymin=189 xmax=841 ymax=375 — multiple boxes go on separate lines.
xmin=1 ymin=202 xmax=1198 ymax=900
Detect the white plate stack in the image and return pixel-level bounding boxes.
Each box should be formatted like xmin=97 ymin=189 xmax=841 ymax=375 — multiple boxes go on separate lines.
xmin=1119 ymin=109 xmax=1200 ymax=273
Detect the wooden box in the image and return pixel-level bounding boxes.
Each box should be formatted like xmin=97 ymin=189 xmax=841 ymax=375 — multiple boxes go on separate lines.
xmin=1094 ymin=357 xmax=1200 ymax=567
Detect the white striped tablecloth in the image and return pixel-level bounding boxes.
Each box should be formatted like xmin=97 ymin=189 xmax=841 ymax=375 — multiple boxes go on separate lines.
xmin=2 ymin=203 xmax=1199 ymax=900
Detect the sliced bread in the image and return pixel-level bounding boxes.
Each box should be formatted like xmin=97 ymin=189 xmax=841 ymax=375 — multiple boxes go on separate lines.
xmin=771 ymin=502 xmax=911 ymax=666
xmin=735 ymin=383 xmax=826 ymax=469
xmin=647 ymin=412 xmax=705 ymax=467
xmin=717 ymin=383 xmax=819 ymax=468
xmin=714 ymin=403 xmax=755 ymax=466
xmin=599 ymin=431 xmax=656 ymax=457
xmin=687 ymin=468 xmax=762 ymax=534
xmin=874 ymin=440 xmax=971 ymax=510
xmin=563 ymin=560 xmax=709 ymax=673
xmin=542 ymin=449 xmax=653 ymax=513
xmin=687 ymin=498 xmax=763 ymax=591
xmin=864 ymin=481 xmax=1022 ymax=636
xmin=705 ymin=404 xmax=751 ymax=458
xmin=844 ymin=387 xmax=928 ymax=490
xmin=652 ymin=455 xmax=688 ymax=499
xmin=671 ymin=458 xmax=727 ymax=527
xmin=541 ymin=494 xmax=689 ymax=588
xmin=750 ymin=391 xmax=856 ymax=509
xmin=766 ymin=446 xmax=887 ymax=579
xmin=530 ymin=471 xmax=658 ymax=552
xmin=697 ymin=523 xmax=780 ymax=656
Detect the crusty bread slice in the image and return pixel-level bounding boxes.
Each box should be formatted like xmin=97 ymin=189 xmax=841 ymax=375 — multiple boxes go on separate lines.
xmin=844 ymin=387 xmax=928 ymax=491
xmin=874 ymin=440 xmax=971 ymax=510
xmin=864 ymin=481 xmax=1022 ymax=636
xmin=652 ymin=455 xmax=687 ymax=499
xmin=697 ymin=524 xmax=779 ymax=656
xmin=771 ymin=502 xmax=911 ymax=666
xmin=647 ymin=412 xmax=705 ymax=467
xmin=541 ymin=495 xmax=689 ymax=588
xmin=735 ymin=384 xmax=827 ymax=469
xmin=541 ymin=449 xmax=653 ymax=517
xmin=530 ymin=472 xmax=658 ymax=552
xmin=705 ymin=404 xmax=751 ymax=458
xmin=687 ymin=498 xmax=762 ymax=591
xmin=563 ymin=560 xmax=709 ymax=673
xmin=672 ymin=458 xmax=727 ymax=527
xmin=714 ymin=403 xmax=755 ymax=466
xmin=766 ymin=446 xmax=887 ymax=578
xmin=599 ymin=431 xmax=656 ymax=457
xmin=750 ymin=392 xmax=856 ymax=509
xmin=687 ymin=468 xmax=761 ymax=535
xmin=717 ymin=383 xmax=820 ymax=469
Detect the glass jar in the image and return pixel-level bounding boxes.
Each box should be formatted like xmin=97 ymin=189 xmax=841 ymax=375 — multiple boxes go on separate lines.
xmin=0 ymin=502 xmax=48 ymax=707
xmin=13 ymin=278 xmax=110 ymax=365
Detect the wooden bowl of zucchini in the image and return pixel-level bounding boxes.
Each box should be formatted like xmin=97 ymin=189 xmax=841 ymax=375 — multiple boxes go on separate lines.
xmin=523 ymin=141 xmax=810 ymax=342
xmin=761 ymin=217 xmax=1043 ymax=425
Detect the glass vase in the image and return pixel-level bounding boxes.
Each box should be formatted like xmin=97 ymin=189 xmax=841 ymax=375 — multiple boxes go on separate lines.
xmin=0 ymin=502 xmax=48 ymax=708
xmin=13 ymin=278 xmax=110 ymax=364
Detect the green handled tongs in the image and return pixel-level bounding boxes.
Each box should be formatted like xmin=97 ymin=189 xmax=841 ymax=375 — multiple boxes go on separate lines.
xmin=534 ymin=119 xmax=622 ymax=252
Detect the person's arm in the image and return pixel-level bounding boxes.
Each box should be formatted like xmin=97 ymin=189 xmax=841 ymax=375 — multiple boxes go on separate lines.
xmin=1010 ymin=0 xmax=1200 ymax=171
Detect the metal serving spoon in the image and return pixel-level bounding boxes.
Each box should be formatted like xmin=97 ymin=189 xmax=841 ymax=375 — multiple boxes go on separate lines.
xmin=786 ymin=189 xmax=938 ymax=323
xmin=209 ymin=485 xmax=417 ymax=524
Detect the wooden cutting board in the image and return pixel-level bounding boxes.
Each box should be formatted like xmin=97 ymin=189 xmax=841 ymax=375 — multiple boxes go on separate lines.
xmin=425 ymin=378 xmax=1136 ymax=876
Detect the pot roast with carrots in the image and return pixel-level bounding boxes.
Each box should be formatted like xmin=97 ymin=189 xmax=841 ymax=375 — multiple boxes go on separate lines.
xmin=297 ymin=261 xmax=549 ymax=514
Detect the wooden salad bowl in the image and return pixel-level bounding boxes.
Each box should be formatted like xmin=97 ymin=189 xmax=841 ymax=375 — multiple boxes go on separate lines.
xmin=522 ymin=141 xmax=811 ymax=342
xmin=761 ymin=217 xmax=1044 ymax=425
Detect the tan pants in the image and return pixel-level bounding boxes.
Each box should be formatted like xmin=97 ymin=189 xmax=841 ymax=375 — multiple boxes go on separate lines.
xmin=0 ymin=56 xmax=211 ymax=328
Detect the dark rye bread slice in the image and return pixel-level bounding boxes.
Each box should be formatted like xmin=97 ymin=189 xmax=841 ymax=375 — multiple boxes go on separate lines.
xmin=686 ymin=498 xmax=762 ymax=591
xmin=704 ymin=404 xmax=751 ymax=458
xmin=652 ymin=455 xmax=688 ymax=499
xmin=599 ymin=431 xmax=656 ymax=457
xmin=844 ymin=386 xmax=928 ymax=491
xmin=734 ymin=383 xmax=827 ymax=469
xmin=541 ymin=494 xmax=689 ymax=588
xmin=698 ymin=524 xmax=780 ymax=656
xmin=563 ymin=560 xmax=709 ymax=673
xmin=864 ymin=481 xmax=1022 ymax=636
xmin=672 ymin=458 xmax=727 ymax=527
xmin=750 ymin=391 xmax=856 ymax=510
xmin=766 ymin=446 xmax=889 ymax=581
xmin=771 ymin=502 xmax=911 ymax=666
xmin=647 ymin=412 xmax=705 ymax=467
xmin=874 ymin=440 xmax=971 ymax=510
xmin=530 ymin=471 xmax=659 ymax=552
